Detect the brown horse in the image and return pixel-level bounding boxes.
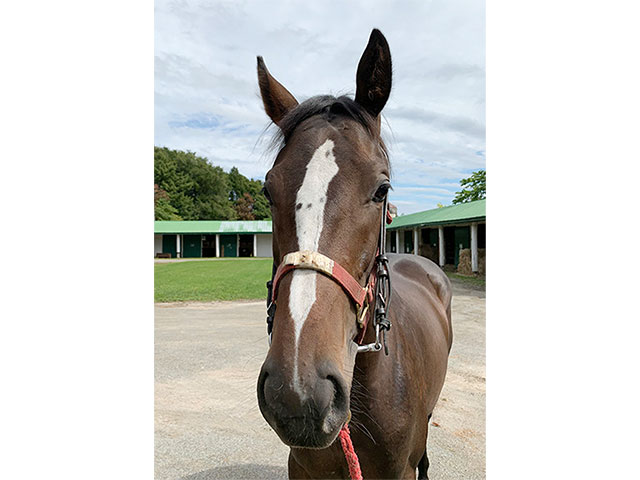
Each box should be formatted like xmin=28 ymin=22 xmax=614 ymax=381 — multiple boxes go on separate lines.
xmin=256 ymin=29 xmax=453 ymax=479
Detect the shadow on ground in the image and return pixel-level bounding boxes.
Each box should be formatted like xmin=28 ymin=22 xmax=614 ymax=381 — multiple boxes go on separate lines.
xmin=180 ymin=464 xmax=287 ymax=480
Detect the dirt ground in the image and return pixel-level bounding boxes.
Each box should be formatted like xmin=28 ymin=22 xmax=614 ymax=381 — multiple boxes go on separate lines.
xmin=155 ymin=278 xmax=485 ymax=479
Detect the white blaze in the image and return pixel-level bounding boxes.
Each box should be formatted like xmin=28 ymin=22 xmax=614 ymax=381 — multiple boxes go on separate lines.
xmin=288 ymin=139 xmax=339 ymax=394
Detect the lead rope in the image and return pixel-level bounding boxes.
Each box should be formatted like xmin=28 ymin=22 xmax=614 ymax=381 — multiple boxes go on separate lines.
xmin=338 ymin=424 xmax=363 ymax=480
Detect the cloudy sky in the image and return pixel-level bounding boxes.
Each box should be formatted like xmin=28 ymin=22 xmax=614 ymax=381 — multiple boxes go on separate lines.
xmin=155 ymin=0 xmax=485 ymax=215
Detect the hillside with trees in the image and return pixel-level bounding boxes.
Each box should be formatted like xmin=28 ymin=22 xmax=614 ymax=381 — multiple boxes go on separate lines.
xmin=154 ymin=147 xmax=271 ymax=221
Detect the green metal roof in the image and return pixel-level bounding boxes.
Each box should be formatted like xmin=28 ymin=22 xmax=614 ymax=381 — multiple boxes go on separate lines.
xmin=154 ymin=201 xmax=485 ymax=234
xmin=154 ymin=220 xmax=272 ymax=234
xmin=388 ymin=199 xmax=486 ymax=230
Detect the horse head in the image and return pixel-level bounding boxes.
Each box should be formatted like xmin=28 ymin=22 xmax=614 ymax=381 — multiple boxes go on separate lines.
xmin=256 ymin=29 xmax=392 ymax=449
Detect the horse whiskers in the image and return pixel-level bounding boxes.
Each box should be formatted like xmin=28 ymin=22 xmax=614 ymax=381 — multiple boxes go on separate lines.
xmin=350 ymin=381 xmax=373 ymax=403
xmin=349 ymin=387 xmax=383 ymax=433
xmin=348 ymin=415 xmax=377 ymax=445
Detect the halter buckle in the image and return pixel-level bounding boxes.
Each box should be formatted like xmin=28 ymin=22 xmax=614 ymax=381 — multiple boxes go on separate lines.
xmin=356 ymin=302 xmax=369 ymax=328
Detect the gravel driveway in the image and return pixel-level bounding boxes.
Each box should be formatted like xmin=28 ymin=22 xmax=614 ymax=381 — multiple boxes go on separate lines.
xmin=155 ymin=279 xmax=485 ymax=479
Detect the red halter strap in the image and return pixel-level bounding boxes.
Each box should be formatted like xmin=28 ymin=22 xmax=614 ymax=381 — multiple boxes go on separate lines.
xmin=265 ymin=202 xmax=393 ymax=348
xmin=270 ymin=250 xmax=376 ymax=343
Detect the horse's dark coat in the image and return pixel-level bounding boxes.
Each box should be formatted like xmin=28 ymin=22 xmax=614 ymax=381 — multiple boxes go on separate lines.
xmin=255 ymin=29 xmax=452 ymax=479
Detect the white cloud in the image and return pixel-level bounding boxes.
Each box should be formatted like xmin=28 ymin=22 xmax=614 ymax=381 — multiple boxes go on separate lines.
xmin=155 ymin=0 xmax=485 ymax=212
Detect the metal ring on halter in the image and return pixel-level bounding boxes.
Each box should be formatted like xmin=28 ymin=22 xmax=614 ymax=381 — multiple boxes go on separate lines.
xmin=356 ymin=323 xmax=383 ymax=353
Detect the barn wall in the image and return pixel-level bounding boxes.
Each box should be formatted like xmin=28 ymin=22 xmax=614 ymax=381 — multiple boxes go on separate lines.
xmin=256 ymin=234 xmax=273 ymax=258
xmin=154 ymin=235 xmax=163 ymax=255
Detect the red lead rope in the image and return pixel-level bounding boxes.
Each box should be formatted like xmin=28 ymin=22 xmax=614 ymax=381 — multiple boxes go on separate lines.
xmin=338 ymin=425 xmax=363 ymax=480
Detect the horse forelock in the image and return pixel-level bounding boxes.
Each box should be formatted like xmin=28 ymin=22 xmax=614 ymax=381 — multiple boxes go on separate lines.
xmin=268 ymin=95 xmax=389 ymax=169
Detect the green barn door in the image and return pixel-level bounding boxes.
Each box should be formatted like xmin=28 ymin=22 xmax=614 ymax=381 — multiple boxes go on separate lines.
xmin=220 ymin=234 xmax=237 ymax=257
xmin=404 ymin=230 xmax=414 ymax=253
xmin=162 ymin=235 xmax=176 ymax=258
xmin=454 ymin=226 xmax=471 ymax=267
xmin=183 ymin=235 xmax=202 ymax=258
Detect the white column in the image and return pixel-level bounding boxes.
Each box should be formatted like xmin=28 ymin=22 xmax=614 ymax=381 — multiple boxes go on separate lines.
xmin=438 ymin=226 xmax=445 ymax=267
xmin=471 ymin=223 xmax=478 ymax=273
xmin=236 ymin=234 xmax=240 ymax=257
xmin=413 ymin=228 xmax=419 ymax=255
xmin=396 ymin=230 xmax=401 ymax=253
xmin=215 ymin=234 xmax=220 ymax=257
xmin=253 ymin=234 xmax=257 ymax=257
xmin=176 ymin=234 xmax=181 ymax=258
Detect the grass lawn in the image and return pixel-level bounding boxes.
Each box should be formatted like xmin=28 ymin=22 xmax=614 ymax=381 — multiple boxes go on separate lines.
xmin=445 ymin=271 xmax=486 ymax=288
xmin=154 ymin=258 xmax=272 ymax=302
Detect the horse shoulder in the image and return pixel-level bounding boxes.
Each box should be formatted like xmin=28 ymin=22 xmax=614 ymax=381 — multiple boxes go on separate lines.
xmin=387 ymin=253 xmax=453 ymax=350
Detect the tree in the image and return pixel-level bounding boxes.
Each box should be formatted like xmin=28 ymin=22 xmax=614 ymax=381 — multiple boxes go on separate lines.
xmin=251 ymin=187 xmax=271 ymax=220
xmin=228 ymin=167 xmax=250 ymax=203
xmin=153 ymin=146 xmax=272 ymax=220
xmin=154 ymin=147 xmax=235 ymax=220
xmin=228 ymin=167 xmax=271 ymax=220
xmin=154 ymin=184 xmax=182 ymax=220
xmin=154 ymin=147 xmax=197 ymax=218
xmin=235 ymin=192 xmax=256 ymax=220
xmin=452 ymin=169 xmax=486 ymax=204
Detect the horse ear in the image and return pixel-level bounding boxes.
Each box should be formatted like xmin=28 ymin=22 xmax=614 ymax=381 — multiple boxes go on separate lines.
xmin=355 ymin=29 xmax=392 ymax=118
xmin=257 ymin=56 xmax=299 ymax=127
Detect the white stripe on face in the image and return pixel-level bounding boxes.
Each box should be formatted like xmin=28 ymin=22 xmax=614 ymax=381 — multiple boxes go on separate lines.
xmin=288 ymin=138 xmax=339 ymax=395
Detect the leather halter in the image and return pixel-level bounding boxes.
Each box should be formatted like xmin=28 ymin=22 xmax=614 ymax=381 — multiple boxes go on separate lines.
xmin=265 ymin=199 xmax=393 ymax=354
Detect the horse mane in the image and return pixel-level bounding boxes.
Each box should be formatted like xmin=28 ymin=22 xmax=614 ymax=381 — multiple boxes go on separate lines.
xmin=269 ymin=95 xmax=388 ymax=163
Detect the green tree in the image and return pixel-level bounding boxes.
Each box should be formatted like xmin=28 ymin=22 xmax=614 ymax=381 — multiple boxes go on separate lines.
xmin=452 ymin=169 xmax=486 ymax=204
xmin=154 ymin=147 xmax=235 ymax=220
xmin=228 ymin=166 xmax=271 ymax=220
xmin=251 ymin=186 xmax=271 ymax=220
xmin=154 ymin=184 xmax=182 ymax=220
xmin=154 ymin=146 xmax=272 ymax=221
xmin=228 ymin=167 xmax=250 ymax=202
xmin=154 ymin=147 xmax=197 ymax=218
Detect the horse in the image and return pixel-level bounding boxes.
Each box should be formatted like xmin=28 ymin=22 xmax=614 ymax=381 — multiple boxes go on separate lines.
xmin=255 ymin=29 xmax=453 ymax=480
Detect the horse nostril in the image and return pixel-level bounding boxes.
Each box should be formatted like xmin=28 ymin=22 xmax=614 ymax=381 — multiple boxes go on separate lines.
xmin=326 ymin=374 xmax=339 ymax=394
xmin=321 ymin=370 xmax=348 ymax=414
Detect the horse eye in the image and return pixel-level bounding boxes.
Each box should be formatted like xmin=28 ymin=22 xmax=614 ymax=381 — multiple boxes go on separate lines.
xmin=372 ymin=182 xmax=391 ymax=203
xmin=261 ymin=186 xmax=273 ymax=205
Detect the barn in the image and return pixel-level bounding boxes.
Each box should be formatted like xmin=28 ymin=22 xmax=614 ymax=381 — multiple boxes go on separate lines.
xmin=386 ymin=199 xmax=486 ymax=273
xmin=154 ymin=199 xmax=485 ymax=273
xmin=154 ymin=220 xmax=273 ymax=258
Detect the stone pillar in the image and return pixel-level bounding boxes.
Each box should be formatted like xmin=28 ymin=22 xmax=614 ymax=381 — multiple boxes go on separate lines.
xmin=176 ymin=234 xmax=181 ymax=259
xmin=396 ymin=230 xmax=401 ymax=253
xmin=236 ymin=234 xmax=240 ymax=257
xmin=471 ymin=223 xmax=479 ymax=273
xmin=215 ymin=234 xmax=220 ymax=257
xmin=438 ymin=226 xmax=445 ymax=267
xmin=253 ymin=234 xmax=257 ymax=257
xmin=413 ymin=228 xmax=419 ymax=255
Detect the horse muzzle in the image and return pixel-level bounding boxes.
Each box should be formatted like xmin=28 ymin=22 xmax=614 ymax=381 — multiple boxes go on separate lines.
xmin=257 ymin=360 xmax=349 ymax=449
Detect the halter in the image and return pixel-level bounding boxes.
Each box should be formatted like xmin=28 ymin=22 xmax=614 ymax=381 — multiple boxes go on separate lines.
xmin=265 ymin=198 xmax=393 ymax=354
